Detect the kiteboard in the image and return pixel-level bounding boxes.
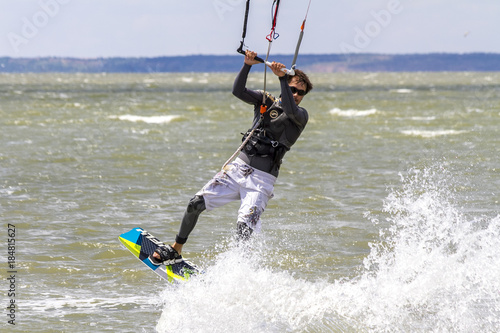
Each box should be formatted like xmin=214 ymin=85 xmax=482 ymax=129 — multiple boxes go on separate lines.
xmin=119 ymin=227 xmax=199 ymax=283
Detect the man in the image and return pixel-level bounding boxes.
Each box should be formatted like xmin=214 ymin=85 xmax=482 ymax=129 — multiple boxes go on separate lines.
xmin=150 ymin=50 xmax=313 ymax=265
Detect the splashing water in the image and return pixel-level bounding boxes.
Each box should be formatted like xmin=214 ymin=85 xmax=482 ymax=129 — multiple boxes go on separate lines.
xmin=156 ymin=166 xmax=500 ymax=333
xmin=156 ymin=243 xmax=351 ymax=333
xmin=344 ymin=166 xmax=500 ymax=332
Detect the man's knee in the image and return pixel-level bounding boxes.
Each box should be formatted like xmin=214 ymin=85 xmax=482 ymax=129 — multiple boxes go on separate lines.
xmin=187 ymin=195 xmax=206 ymax=214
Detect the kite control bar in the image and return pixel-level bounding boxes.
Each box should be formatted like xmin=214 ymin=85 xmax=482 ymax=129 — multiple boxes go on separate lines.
xmin=236 ymin=46 xmax=264 ymax=63
xmin=264 ymin=60 xmax=295 ymax=76
xmin=236 ymin=48 xmax=295 ymax=75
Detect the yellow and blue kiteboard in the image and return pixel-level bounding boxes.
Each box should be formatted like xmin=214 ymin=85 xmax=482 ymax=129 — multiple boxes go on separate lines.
xmin=119 ymin=227 xmax=199 ymax=283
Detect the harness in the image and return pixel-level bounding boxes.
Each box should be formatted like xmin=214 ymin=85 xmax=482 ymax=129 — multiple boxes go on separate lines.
xmin=242 ymin=128 xmax=289 ymax=157
xmin=241 ymin=98 xmax=292 ymax=171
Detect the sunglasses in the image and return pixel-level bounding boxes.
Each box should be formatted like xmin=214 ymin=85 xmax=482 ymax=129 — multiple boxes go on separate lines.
xmin=290 ymin=86 xmax=307 ymax=96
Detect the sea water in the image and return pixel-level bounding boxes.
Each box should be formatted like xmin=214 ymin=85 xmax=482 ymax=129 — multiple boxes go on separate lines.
xmin=1 ymin=72 xmax=499 ymax=332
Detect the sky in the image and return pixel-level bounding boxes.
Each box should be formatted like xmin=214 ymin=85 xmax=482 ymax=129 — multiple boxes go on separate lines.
xmin=1 ymin=0 xmax=499 ymax=58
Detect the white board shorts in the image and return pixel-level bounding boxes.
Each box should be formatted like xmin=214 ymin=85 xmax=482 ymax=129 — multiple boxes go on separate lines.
xmin=195 ymin=158 xmax=276 ymax=232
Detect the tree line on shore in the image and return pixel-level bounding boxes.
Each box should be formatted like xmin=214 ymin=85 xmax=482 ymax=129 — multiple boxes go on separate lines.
xmin=1 ymin=53 xmax=499 ymax=73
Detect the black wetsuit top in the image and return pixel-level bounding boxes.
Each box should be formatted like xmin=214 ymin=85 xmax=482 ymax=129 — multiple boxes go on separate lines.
xmin=232 ymin=64 xmax=309 ymax=177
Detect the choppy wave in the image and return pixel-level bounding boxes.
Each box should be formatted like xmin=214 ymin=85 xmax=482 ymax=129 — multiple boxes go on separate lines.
xmin=401 ymin=129 xmax=467 ymax=138
xmin=25 ymin=295 xmax=159 ymax=314
xmin=109 ymin=114 xmax=180 ymax=124
xmin=390 ymin=88 xmax=413 ymax=93
xmin=410 ymin=116 xmax=437 ymax=121
xmin=330 ymin=108 xmax=378 ymax=117
xmin=330 ymin=108 xmax=378 ymax=118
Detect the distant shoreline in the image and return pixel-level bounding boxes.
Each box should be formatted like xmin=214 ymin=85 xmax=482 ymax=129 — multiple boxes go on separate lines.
xmin=1 ymin=53 xmax=500 ymax=73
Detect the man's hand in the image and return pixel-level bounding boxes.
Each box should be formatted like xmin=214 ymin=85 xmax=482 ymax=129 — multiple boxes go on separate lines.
xmin=244 ymin=50 xmax=262 ymax=66
xmin=268 ymin=61 xmax=287 ymax=77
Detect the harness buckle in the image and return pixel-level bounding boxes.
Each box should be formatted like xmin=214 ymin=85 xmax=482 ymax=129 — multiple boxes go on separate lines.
xmin=271 ymin=141 xmax=279 ymax=148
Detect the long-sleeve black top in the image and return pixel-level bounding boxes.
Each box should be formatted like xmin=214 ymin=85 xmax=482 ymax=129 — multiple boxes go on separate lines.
xmin=232 ymin=64 xmax=308 ymax=177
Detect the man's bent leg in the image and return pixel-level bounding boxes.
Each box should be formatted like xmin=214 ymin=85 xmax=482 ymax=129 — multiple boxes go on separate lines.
xmin=155 ymin=195 xmax=206 ymax=257
xmin=175 ymin=195 xmax=206 ymax=247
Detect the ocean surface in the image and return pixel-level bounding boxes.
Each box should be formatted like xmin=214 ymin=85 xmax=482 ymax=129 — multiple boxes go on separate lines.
xmin=1 ymin=71 xmax=499 ymax=332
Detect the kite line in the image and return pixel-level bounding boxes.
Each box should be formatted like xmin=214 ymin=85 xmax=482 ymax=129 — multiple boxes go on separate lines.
xmin=236 ymin=0 xmax=313 ymax=76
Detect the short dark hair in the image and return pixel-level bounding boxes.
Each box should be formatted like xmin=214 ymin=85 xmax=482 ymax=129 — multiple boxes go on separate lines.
xmin=288 ymin=69 xmax=313 ymax=94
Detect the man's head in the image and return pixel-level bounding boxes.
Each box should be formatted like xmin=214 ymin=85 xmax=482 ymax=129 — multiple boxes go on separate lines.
xmin=287 ymin=69 xmax=313 ymax=105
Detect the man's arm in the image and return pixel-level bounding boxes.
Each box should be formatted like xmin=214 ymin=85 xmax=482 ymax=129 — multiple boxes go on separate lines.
xmin=268 ymin=61 xmax=308 ymax=128
xmin=232 ymin=50 xmax=263 ymax=105
xmin=279 ymin=75 xmax=308 ymax=128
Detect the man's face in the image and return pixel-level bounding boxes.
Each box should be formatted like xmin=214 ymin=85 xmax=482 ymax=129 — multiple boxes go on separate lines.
xmin=289 ymin=77 xmax=307 ymax=105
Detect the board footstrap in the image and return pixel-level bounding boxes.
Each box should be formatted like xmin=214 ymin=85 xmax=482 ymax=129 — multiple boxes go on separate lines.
xmin=119 ymin=227 xmax=200 ymax=283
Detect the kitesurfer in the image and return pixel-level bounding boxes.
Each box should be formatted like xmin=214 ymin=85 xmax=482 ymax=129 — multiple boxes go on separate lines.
xmin=150 ymin=50 xmax=313 ymax=265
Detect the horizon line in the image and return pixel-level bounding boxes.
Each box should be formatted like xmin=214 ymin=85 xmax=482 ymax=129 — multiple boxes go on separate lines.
xmin=2 ymin=52 xmax=500 ymax=60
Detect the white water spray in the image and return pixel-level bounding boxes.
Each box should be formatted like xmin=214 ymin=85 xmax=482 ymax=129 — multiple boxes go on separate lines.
xmin=156 ymin=165 xmax=500 ymax=332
